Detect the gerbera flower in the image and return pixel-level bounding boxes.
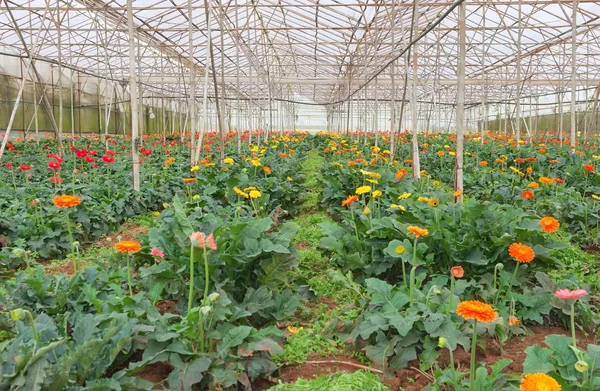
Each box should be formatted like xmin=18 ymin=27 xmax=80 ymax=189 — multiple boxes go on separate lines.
xmin=539 ymin=176 xmax=553 ymax=185
xmin=398 ymin=192 xmax=411 ymax=200
xmin=48 ymin=161 xmax=60 ymax=170
xmin=456 ymin=300 xmax=497 ymax=323
xmin=183 ymin=178 xmax=196 ymax=183
xmin=102 ymin=155 xmax=115 ymax=164
xmin=233 ymin=186 xmax=249 ymax=198
xmin=583 ymin=164 xmax=594 ymax=173
xmin=114 ymin=241 xmax=141 ymax=253
xmin=263 ymin=166 xmax=272 ymax=174
xmin=539 ymin=216 xmax=560 ymax=233
xmin=479 ymin=161 xmax=488 ymax=166
xmin=522 ymin=190 xmax=534 ymax=199
xmin=428 ymin=198 xmax=439 ymax=207
xmin=355 ymin=185 xmax=371 ymax=195
xmin=528 ymin=182 xmax=539 ymax=189
xmin=508 ymin=243 xmax=535 ymax=263
xmin=554 ymin=289 xmax=588 ymax=300
xmin=407 ymin=226 xmax=428 ymax=238
xmin=520 ymin=373 xmax=561 ymax=391
xmin=249 ymin=190 xmax=261 ymax=199
xmin=372 ymin=190 xmax=382 ymax=198
xmin=451 ymin=266 xmax=464 ymax=278
xmin=453 ymin=189 xmax=463 ymax=197
xmin=395 ymin=168 xmax=407 ymax=178
xmin=508 ymin=316 xmax=522 ymax=326
xmin=341 ymin=195 xmax=358 ymax=207
xmin=53 ymin=195 xmax=81 ymax=208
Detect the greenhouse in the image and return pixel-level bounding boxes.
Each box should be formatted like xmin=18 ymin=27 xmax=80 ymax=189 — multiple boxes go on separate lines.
xmin=1 ymin=0 xmax=600 ymax=390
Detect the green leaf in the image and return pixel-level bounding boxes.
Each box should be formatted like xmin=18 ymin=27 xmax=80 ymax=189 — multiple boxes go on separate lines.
xmin=365 ymin=278 xmax=410 ymax=312
xmin=385 ymin=313 xmax=417 ymax=337
xmin=173 ymin=195 xmax=193 ymax=238
xmin=217 ymin=326 xmax=253 ymax=357
xmin=166 ymin=357 xmax=211 ymax=391
xmin=423 ymin=312 xmax=445 ymax=334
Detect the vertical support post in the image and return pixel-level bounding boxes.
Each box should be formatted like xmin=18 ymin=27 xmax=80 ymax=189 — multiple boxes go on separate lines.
xmin=410 ymin=0 xmax=420 ymax=179
xmin=570 ymin=0 xmax=578 ymax=153
xmin=454 ymin=0 xmax=466 ymax=203
xmin=515 ymin=0 xmax=522 ymax=145
xmin=127 ymin=0 xmax=140 ymax=191
xmin=57 ymin=0 xmax=63 ymax=143
xmin=188 ymin=0 xmax=196 ymax=165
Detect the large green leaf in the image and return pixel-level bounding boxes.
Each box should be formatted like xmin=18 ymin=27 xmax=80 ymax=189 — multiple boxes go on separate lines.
xmin=217 ymin=326 xmax=253 ymax=357
xmin=523 ymin=345 xmax=556 ymax=373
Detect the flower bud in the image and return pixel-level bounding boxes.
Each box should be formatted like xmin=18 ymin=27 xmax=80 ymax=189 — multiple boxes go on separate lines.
xmin=192 ymin=195 xmax=200 ymax=200
xmin=495 ymin=263 xmax=504 ymax=271
xmin=575 ymin=360 xmax=589 ymax=373
xmin=10 ymin=309 xmax=24 ymax=321
xmin=438 ymin=337 xmax=447 ymax=348
xmin=208 ymin=292 xmax=220 ymax=303
xmin=200 ymin=306 xmax=211 ymax=315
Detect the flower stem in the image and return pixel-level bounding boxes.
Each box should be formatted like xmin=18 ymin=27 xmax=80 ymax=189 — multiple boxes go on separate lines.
xmin=446 ymin=276 xmax=455 ymax=314
xmin=470 ymin=319 xmax=478 ymax=390
xmin=571 ymin=301 xmax=577 ymax=348
xmin=25 ymin=310 xmax=40 ymax=346
xmin=188 ymin=245 xmax=195 ymax=314
xmin=65 ymin=210 xmax=76 ymax=273
xmin=126 ymin=252 xmax=133 ymax=296
xmin=203 ymin=247 xmax=209 ymax=305
xmin=448 ymin=347 xmax=456 ymax=385
xmin=409 ymin=267 xmax=416 ymax=304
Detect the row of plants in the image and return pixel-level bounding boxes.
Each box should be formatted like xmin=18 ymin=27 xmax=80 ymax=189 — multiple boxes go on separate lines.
xmin=311 ymin=132 xmax=600 ymax=390
xmin=0 ymin=133 xmax=315 ymax=390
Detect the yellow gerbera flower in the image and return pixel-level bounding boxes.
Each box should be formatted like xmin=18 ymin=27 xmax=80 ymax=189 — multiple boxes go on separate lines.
xmin=356 ymin=186 xmax=372 ymax=195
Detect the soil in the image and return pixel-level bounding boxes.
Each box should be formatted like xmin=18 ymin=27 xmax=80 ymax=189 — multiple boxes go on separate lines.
xmin=253 ymin=325 xmax=597 ymax=391
xmin=95 ymin=222 xmax=150 ymax=249
xmin=136 ymin=362 xmax=173 ymax=390
xmin=253 ymin=353 xmax=368 ymax=390
xmin=155 ymin=300 xmax=178 ymax=315
xmin=38 ymin=259 xmax=76 ymax=276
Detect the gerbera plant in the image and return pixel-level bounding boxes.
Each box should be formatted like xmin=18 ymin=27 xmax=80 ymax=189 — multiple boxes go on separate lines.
xmin=53 ymin=194 xmax=81 ymax=272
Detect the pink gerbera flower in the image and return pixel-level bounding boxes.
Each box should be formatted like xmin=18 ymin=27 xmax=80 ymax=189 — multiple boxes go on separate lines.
xmin=554 ymin=289 xmax=588 ymax=300
xmin=151 ymin=247 xmax=164 ymax=259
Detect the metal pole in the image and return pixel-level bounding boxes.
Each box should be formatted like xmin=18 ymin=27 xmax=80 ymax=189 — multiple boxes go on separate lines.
xmin=515 ymin=0 xmax=522 ymax=145
xmin=570 ymin=0 xmax=578 ymax=153
xmin=188 ymin=0 xmax=196 ymax=165
xmin=411 ymin=0 xmax=420 ymax=179
xmin=127 ymin=0 xmax=140 ymax=191
xmin=454 ymin=0 xmax=466 ymax=202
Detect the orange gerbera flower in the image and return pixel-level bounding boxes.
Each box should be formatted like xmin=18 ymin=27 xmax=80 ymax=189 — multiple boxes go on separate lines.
xmin=508 ymin=242 xmax=535 ymax=263
xmin=183 ymin=178 xmax=196 ymax=183
xmin=522 ymin=190 xmax=534 ymax=199
xmin=53 ymin=195 xmax=81 ymax=208
xmin=407 ymin=226 xmax=429 ymax=238
xmin=540 ymin=216 xmax=560 ymax=233
xmin=114 ymin=240 xmax=141 ymax=253
xmin=520 ymin=373 xmax=561 ymax=391
xmin=263 ymin=166 xmax=272 ymax=175
xmin=508 ymin=316 xmax=522 ymax=326
xmin=539 ymin=176 xmax=553 ymax=185
xmin=341 ymin=195 xmax=359 ymax=208
xmin=395 ymin=168 xmax=407 ymax=178
xmin=456 ymin=300 xmax=497 ymax=323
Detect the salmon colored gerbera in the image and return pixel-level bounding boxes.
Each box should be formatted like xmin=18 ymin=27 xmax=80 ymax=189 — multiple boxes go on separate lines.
xmin=341 ymin=195 xmax=359 ymax=208
xmin=522 ymin=190 xmax=533 ymax=199
xmin=539 ymin=216 xmax=560 ymax=233
xmin=114 ymin=241 xmax=142 ymax=253
xmin=456 ymin=300 xmax=497 ymax=323
xmin=53 ymin=195 xmax=81 ymax=208
xmin=520 ymin=373 xmax=561 ymax=391
xmin=508 ymin=243 xmax=535 ymax=263
xmin=407 ymin=226 xmax=429 ymax=238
